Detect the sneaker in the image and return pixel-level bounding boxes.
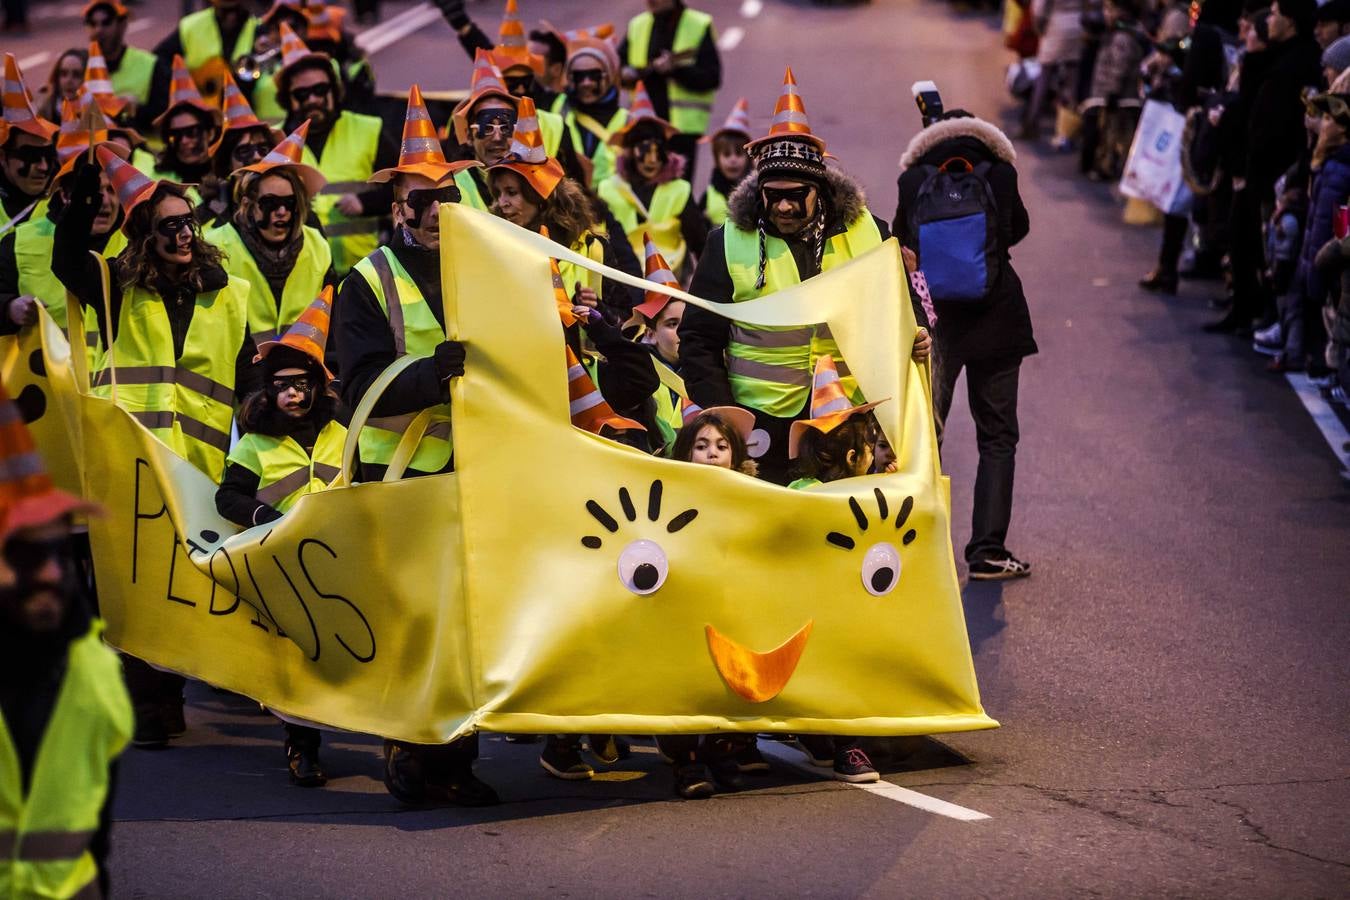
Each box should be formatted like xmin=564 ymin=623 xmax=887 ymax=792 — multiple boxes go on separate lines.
xmin=1331 ymin=386 xmax=1348 ymax=406
xmin=833 ymin=746 xmax=881 ymax=784
xmin=132 ymin=706 xmax=169 ymax=749
xmin=587 ymin=734 xmax=630 ymax=764
xmin=1251 ymin=338 xmax=1281 ymax=357
xmin=732 ymin=740 xmax=771 ymax=774
xmin=793 ymin=735 xmax=835 ymax=768
xmin=383 ymin=741 xmax=428 ymax=805
xmin=707 ymin=754 xmax=746 ymax=792
xmin=968 ymin=555 xmax=1032 ymax=581
xmin=286 ymin=743 xmax=328 ymax=788
xmin=539 ymin=740 xmax=594 ymax=780
xmin=672 ymin=763 xmax=715 ymax=799
xmin=427 ymin=769 xmax=501 ymax=807
xmin=1253 ymin=321 xmax=1282 ymax=348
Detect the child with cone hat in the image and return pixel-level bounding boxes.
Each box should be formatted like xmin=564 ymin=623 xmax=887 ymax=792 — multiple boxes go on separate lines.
xmin=596 ymin=80 xmax=707 ymax=276
xmin=623 ymin=232 xmax=687 ymax=449
xmin=700 ymin=98 xmax=751 ymax=227
xmin=0 ymin=54 xmax=60 ymax=229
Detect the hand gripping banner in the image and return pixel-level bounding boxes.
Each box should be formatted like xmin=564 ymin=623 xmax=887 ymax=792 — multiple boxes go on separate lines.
xmin=38 ymin=204 xmax=997 ymax=744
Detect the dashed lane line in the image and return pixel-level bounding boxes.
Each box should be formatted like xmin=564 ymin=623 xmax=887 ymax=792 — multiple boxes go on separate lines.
xmin=1285 ymin=373 xmax=1350 ymax=470
xmin=740 ymin=0 xmax=763 ymax=17
xmin=756 ymin=740 xmax=991 ymax=821
xmin=18 ymin=52 xmax=50 ymax=73
xmin=718 ymin=26 xmax=744 ymax=51
xmin=355 ymin=2 xmax=443 ymax=55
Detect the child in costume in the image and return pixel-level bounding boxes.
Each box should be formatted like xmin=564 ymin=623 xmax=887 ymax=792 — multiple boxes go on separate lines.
xmin=670 ymin=403 xmax=757 ymax=477
xmin=214 ymin=288 xmax=345 ymax=788
xmin=699 ymin=99 xmax=751 ymax=228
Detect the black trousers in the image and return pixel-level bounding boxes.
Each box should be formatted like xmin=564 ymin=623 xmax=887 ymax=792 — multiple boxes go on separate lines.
xmin=932 ymin=351 xmax=1023 ymax=564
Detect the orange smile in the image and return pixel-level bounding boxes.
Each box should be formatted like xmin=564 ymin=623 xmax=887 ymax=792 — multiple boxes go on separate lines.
xmin=705 ymin=621 xmax=814 ymax=703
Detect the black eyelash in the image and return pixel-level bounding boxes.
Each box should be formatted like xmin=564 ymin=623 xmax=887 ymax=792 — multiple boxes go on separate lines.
xmin=848 ymin=497 xmax=868 ymax=531
xmin=874 ymin=488 xmax=888 ymax=521
xmin=586 ymin=500 xmax=618 ymax=533
xmin=827 ymin=532 xmax=856 ymax=550
xmin=648 ymin=479 xmax=662 ymax=521
xmin=667 ymin=509 xmax=698 ymax=533
xmin=618 ymin=487 xmax=636 ymax=522
xmin=895 ymin=496 xmax=913 ymax=530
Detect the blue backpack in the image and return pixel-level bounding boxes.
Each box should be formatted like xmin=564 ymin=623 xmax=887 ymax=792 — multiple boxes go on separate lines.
xmin=909 ymin=157 xmax=1002 ymax=303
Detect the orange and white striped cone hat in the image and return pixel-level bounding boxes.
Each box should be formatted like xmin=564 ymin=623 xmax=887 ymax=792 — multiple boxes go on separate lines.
xmin=678 ymin=396 xmax=756 ymax=444
xmin=787 ymin=354 xmax=888 ymax=459
xmin=703 ymin=97 xmax=752 ymax=144
xmin=631 ymin=232 xmax=681 ymax=320
xmin=490 ymin=0 xmax=544 ymax=76
xmin=555 ymin=21 xmax=615 ymax=42
xmin=609 ymin=80 xmax=677 ymax=146
xmin=451 ymin=49 xmax=518 ymax=144
xmin=81 ymin=40 xmax=126 ymax=120
xmin=153 ymin=54 xmax=220 ymax=128
xmin=746 ymin=68 xmax=828 ymax=182
xmin=237 ymin=119 xmax=326 ymax=194
xmin=548 ymin=253 xmax=578 ymax=328
xmin=305 ymin=2 xmax=346 ymax=44
xmin=54 ymin=98 xmax=128 ymax=180
xmin=255 ymin=285 xmax=335 ymax=380
xmin=274 ymin=21 xmax=334 ymax=88
xmin=487 ymin=96 xmax=564 ymax=198
xmin=97 ymin=143 xmax=171 ymax=227
xmin=566 ymin=344 xmax=644 ymax=436
xmin=1 ymin=54 xmax=58 ymax=142
xmin=372 ymin=84 xmax=480 ymax=185
xmin=209 ymin=70 xmax=280 ymax=156
xmin=0 ymin=383 xmax=100 ymax=542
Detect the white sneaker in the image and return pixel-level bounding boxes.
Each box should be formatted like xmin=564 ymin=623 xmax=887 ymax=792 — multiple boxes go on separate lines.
xmin=1253 ymin=321 xmax=1282 ymax=348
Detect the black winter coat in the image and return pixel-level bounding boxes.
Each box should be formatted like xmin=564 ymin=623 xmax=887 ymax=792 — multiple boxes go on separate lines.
xmin=1245 ymin=35 xmax=1322 ymax=189
xmin=895 ymin=116 xmax=1037 ymax=363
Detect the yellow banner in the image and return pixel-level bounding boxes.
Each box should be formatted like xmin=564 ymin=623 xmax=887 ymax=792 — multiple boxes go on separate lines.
xmin=40 ymin=206 xmax=997 ymax=744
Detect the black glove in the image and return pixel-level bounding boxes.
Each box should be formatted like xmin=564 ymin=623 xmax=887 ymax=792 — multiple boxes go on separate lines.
xmin=580 ymin=308 xmax=622 ymax=345
xmin=434 ymin=339 xmax=466 ymax=379
xmin=66 ymin=159 xmax=103 ymax=218
xmin=253 ymin=504 xmax=284 ymax=526
xmin=433 ymin=0 xmax=470 ymax=30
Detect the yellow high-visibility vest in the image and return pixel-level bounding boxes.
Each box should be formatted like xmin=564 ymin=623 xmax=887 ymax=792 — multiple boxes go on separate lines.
xmin=15 ymin=216 xmax=125 ymax=338
xmin=557 ymin=230 xmax=607 ymax=302
xmin=454 ymin=168 xmax=489 ymax=212
xmin=109 ymin=46 xmax=157 ymax=105
xmin=349 ymin=246 xmax=453 ymax=474
xmin=91 ymin=275 xmax=249 ymax=481
xmin=595 ymin=175 xmax=691 ymax=272
xmin=209 ymin=222 xmax=331 ymax=348
xmin=0 ymin=622 xmax=132 ymax=900
xmin=177 ymin=8 xmax=258 ymax=104
xmin=625 ymin=9 xmax=716 ymax=135
xmin=721 ymin=214 xmax=881 ymax=418
xmin=552 ymin=95 xmax=626 ymax=188
xmin=300 ymin=110 xmax=383 ymax=276
xmin=704 ymin=181 xmax=729 ymax=228
xmin=227 ymin=419 xmax=347 ymax=512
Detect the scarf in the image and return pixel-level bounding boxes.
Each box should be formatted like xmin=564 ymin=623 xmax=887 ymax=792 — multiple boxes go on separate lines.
xmin=239 ymin=215 xmax=305 ymax=300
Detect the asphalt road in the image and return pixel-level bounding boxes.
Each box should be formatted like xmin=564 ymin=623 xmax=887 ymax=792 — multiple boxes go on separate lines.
xmin=9 ymin=0 xmax=1350 ymax=896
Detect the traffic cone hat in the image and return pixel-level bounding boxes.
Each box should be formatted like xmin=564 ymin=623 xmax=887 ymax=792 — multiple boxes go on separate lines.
xmin=546 ymin=248 xmax=577 ymax=328
xmin=81 ymin=40 xmax=126 ymax=119
xmin=81 ymin=0 xmax=129 ymax=18
xmin=608 ymin=80 xmax=677 ymax=146
xmin=1 ymin=54 xmax=58 ymax=142
xmin=703 ymin=97 xmax=752 ymax=144
xmin=549 ymin=21 xmax=615 ymax=42
xmin=0 ymin=383 xmax=100 ymax=542
xmin=490 ymin=0 xmax=544 ymax=76
xmin=787 ymin=355 xmax=888 ymax=459
xmin=631 ymin=232 xmax=681 ymax=320
xmin=746 ymin=68 xmax=828 ymax=180
xmin=305 ymin=2 xmax=346 ymax=44
xmin=487 ymin=97 xmax=565 ymax=199
xmin=55 ymin=98 xmax=128 ymax=180
xmin=209 ymin=70 xmax=280 ymax=157
xmin=255 ymin=285 xmax=335 ymax=381
xmin=451 ymin=49 xmax=519 ymax=145
xmin=273 ymin=22 xmax=334 ymax=89
xmin=152 ymin=54 xmax=220 ymax=128
xmin=678 ymin=396 xmax=755 ymax=444
xmin=566 ymin=344 xmax=644 ymax=435
xmin=237 ymin=119 xmax=326 ymax=195
xmin=98 ymin=143 xmax=174 ymax=228
xmin=371 ymin=84 xmax=480 ymax=185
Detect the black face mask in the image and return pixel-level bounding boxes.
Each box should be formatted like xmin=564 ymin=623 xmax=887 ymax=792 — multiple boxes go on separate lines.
xmin=6 ymin=143 xmax=57 ymax=178
xmin=268 ymin=372 xmax=316 ymax=410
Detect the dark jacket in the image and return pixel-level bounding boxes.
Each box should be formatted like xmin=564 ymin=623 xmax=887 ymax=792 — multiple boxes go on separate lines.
xmin=679 ymin=166 xmax=901 ymax=410
xmin=286 ymin=109 xmax=401 ymax=218
xmin=616 ymin=2 xmax=722 ymax=127
xmin=895 ymin=115 xmax=1037 ymax=363
xmin=1246 ymin=34 xmax=1322 ymax=188
xmin=1294 ymin=143 xmax=1350 ymax=304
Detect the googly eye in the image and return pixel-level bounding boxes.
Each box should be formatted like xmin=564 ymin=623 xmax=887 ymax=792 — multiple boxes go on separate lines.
xmin=617 ymin=539 xmax=668 ymax=595
xmin=861 ymin=542 xmax=901 ymax=596
xmin=746 ymin=428 xmax=771 ymax=459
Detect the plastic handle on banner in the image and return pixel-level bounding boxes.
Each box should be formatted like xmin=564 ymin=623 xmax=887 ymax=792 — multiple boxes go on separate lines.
xmin=92 ymin=252 xmax=115 ymax=404
xmin=383 ymin=409 xmax=432 ymax=482
xmin=64 ymin=290 xmax=90 ymax=393
xmin=335 ymin=354 xmax=421 ymax=487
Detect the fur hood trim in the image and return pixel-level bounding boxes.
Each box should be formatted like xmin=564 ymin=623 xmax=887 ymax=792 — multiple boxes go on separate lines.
xmin=899 ymin=117 xmax=1016 ymax=170
xmin=726 ymin=166 xmax=868 ymax=232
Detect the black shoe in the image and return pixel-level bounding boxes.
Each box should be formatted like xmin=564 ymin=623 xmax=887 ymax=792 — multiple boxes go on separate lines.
xmin=707 ymin=754 xmax=747 ymax=792
xmin=383 ymin=741 xmax=428 ymax=805
xmin=164 ymin=701 xmax=186 ymax=737
xmin=732 ymin=740 xmax=771 ymax=774
xmin=427 ymin=769 xmax=501 ymax=806
xmin=503 ymin=734 xmax=541 ymax=743
xmin=793 ymin=735 xmax=835 ymax=768
xmin=539 ymin=740 xmax=594 ymax=780
xmin=587 ymin=734 xmax=630 ymax=764
xmin=833 ymin=745 xmax=880 ymax=783
xmin=1138 ymin=270 xmax=1178 ymax=295
xmin=286 ymin=743 xmax=327 ymax=788
xmin=968 ymin=555 xmax=1032 ymax=580
xmin=672 ymin=763 xmax=715 ymax=799
xmin=132 ymin=706 xmax=169 ymax=749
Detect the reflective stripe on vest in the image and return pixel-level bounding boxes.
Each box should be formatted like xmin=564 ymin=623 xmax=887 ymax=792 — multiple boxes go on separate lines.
xmin=454 ymin=168 xmax=489 ymax=212
xmin=626 ymin=9 xmax=716 ymax=135
xmin=108 ymin=46 xmax=157 ymax=105
xmin=350 ymin=247 xmax=453 ymax=473
xmin=722 ymin=214 xmax=881 ymax=418
xmin=704 ymin=182 xmax=729 ymax=228
xmin=0 ymin=623 xmax=132 ymax=900
xmin=227 ymin=419 xmax=347 ymax=512
xmin=595 ymin=176 xmax=691 ymax=273
xmin=557 ymin=230 xmax=607 ymax=301
xmin=559 ymin=105 xmax=627 ymax=187
xmin=16 ymin=217 xmax=125 ymax=344
xmin=91 ymin=276 xmax=249 ymax=480
xmin=301 ymin=111 xmax=383 ymax=275
xmin=209 ymin=222 xmax=331 ymax=347
xmin=177 ymin=8 xmax=257 ymax=103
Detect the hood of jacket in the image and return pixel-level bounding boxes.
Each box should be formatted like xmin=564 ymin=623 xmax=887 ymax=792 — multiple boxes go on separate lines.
xmin=899 ymin=116 xmax=1016 ymax=171
xmin=725 ymin=165 xmax=868 ymax=234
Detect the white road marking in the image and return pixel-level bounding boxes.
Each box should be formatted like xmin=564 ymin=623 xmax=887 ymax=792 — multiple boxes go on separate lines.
xmin=718 ymin=26 xmax=744 ymax=51
xmin=355 ymin=2 xmax=443 ymax=55
xmin=126 ymin=18 xmax=153 ymax=35
xmin=740 ymin=0 xmax=763 ymax=17
xmin=756 ymin=740 xmax=991 ymax=821
xmin=17 ymin=52 xmax=51 ymax=73
xmin=1285 ymin=373 xmax=1350 ymax=469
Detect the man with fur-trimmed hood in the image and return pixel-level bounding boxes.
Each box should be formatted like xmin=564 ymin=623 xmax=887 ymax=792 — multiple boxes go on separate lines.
xmin=894 ymin=106 xmax=1037 ymax=581
xmin=679 ymin=69 xmax=930 ymax=485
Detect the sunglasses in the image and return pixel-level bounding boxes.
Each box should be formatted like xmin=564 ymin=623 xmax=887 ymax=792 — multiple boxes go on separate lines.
xmin=402 ymin=184 xmax=461 ymax=216
xmin=4 ymin=535 xmax=70 ymax=577
xmin=762 ymin=185 xmax=815 ymax=208
xmin=256 ymin=193 xmax=297 ymax=217
xmin=6 ymin=143 xmax=56 ymax=175
xmin=231 ymin=141 xmax=269 ymax=164
xmin=470 ymin=110 xmax=516 ymax=139
xmin=167 ymin=123 xmax=209 ymax=144
xmin=570 ymin=68 xmax=605 ymax=85
xmin=632 ymin=138 xmax=667 ymax=158
xmin=271 ymin=374 xmax=314 ymax=394
xmin=290 ymin=82 xmax=333 ymax=104
xmin=155 ymin=213 xmax=196 ymax=238
xmin=503 ymin=74 xmax=535 ymax=95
